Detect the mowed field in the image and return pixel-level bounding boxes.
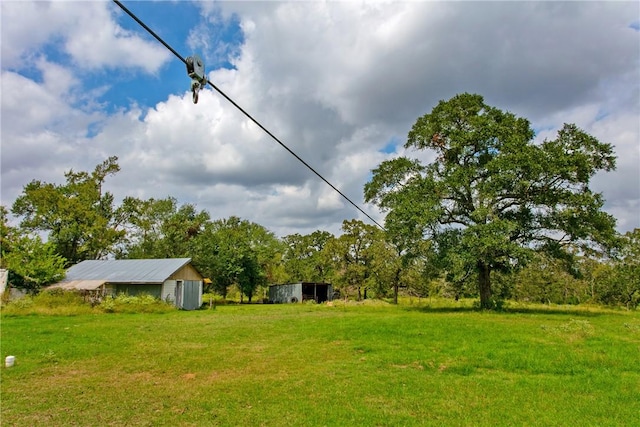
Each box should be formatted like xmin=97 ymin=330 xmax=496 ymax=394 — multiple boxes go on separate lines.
xmin=1 ymin=301 xmax=639 ymax=426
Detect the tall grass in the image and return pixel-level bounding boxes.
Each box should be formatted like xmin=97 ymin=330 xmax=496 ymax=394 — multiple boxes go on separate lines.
xmin=99 ymin=293 xmax=176 ymax=314
xmin=0 ymin=290 xmax=175 ymax=316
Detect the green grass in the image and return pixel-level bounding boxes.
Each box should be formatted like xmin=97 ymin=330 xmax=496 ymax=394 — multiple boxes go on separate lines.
xmin=1 ymin=301 xmax=639 ymax=426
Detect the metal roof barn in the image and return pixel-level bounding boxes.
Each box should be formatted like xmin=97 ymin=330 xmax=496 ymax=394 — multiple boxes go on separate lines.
xmin=50 ymin=258 xmax=204 ymax=310
xmin=64 ymin=258 xmax=192 ymax=283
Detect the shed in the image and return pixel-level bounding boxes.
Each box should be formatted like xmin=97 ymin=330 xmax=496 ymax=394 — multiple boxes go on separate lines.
xmin=269 ymin=282 xmax=333 ymax=304
xmin=49 ymin=258 xmax=204 ymax=310
xmin=0 ymin=269 xmax=7 ymax=296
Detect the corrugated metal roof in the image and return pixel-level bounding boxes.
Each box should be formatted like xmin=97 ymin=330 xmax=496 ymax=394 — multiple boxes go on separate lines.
xmin=63 ymin=258 xmax=192 ymax=284
xmin=49 ymin=280 xmax=106 ymax=291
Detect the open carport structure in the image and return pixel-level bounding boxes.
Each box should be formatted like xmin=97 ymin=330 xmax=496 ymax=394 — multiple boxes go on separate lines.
xmin=269 ymin=282 xmax=333 ymax=304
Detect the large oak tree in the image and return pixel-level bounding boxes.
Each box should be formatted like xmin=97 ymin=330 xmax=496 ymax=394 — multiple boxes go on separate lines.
xmin=364 ymin=93 xmax=618 ymax=309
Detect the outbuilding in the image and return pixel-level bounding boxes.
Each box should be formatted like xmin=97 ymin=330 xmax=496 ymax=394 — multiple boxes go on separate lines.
xmin=49 ymin=258 xmax=204 ymax=310
xmin=269 ymin=282 xmax=333 ymax=304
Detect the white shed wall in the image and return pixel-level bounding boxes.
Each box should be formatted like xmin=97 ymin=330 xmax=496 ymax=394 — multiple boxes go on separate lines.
xmin=162 ymin=280 xmax=177 ymax=303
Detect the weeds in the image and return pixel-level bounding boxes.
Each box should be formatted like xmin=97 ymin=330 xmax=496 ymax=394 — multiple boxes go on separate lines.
xmin=201 ymin=292 xmax=231 ymax=308
xmin=1 ymin=291 xmax=175 ymax=315
xmin=540 ymin=318 xmax=595 ymax=341
xmin=40 ymin=349 xmax=58 ymax=364
xmin=99 ymin=294 xmax=175 ymax=314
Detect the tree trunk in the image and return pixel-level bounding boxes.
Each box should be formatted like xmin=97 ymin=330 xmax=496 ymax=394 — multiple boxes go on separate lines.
xmin=393 ymin=268 xmax=401 ymax=305
xmin=477 ymin=261 xmax=492 ymax=309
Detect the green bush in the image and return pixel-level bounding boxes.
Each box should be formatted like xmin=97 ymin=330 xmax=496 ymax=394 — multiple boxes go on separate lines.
xmin=33 ymin=288 xmax=86 ymax=308
xmin=201 ymin=293 xmax=231 ymax=307
xmin=1 ymin=291 xmax=176 ymax=315
xmin=2 ymin=295 xmax=35 ymax=311
xmin=0 ymin=290 xmax=93 ymax=316
xmin=97 ymin=293 xmax=176 ymax=314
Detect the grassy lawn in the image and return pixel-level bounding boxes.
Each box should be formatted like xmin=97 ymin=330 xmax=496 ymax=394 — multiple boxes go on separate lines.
xmin=1 ymin=301 xmax=639 ymax=426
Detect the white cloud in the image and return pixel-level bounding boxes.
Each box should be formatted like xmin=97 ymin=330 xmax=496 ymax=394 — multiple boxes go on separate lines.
xmin=2 ymin=1 xmax=638 ymax=238
xmin=0 ymin=1 xmax=169 ymax=72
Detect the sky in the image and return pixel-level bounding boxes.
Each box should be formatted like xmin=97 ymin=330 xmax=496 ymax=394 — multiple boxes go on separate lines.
xmin=1 ymin=1 xmax=639 ymax=239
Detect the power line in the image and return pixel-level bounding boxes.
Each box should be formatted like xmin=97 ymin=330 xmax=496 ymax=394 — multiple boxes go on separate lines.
xmin=112 ymin=0 xmax=385 ymax=230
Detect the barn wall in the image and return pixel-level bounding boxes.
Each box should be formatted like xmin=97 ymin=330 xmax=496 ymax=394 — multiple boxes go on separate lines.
xmin=113 ymin=284 xmax=162 ymax=299
xmin=182 ymin=280 xmax=202 ymax=310
xmin=168 ymin=264 xmax=203 ymax=281
xmin=269 ymin=284 xmax=302 ymax=303
xmin=162 ymin=280 xmax=177 ymax=303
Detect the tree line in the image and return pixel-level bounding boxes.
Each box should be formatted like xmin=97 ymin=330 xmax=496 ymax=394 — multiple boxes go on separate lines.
xmin=2 ymin=93 xmax=638 ymax=308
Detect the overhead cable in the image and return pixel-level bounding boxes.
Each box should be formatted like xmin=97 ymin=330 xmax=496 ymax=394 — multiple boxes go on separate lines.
xmin=112 ymin=0 xmax=385 ymax=230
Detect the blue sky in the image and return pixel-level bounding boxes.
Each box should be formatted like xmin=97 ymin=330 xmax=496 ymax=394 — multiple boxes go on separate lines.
xmin=74 ymin=3 xmax=241 ymax=112
xmin=1 ymin=1 xmax=639 ymax=237
xmin=104 ymin=2 xmax=244 ymax=109
xmin=9 ymin=2 xmax=244 ymax=113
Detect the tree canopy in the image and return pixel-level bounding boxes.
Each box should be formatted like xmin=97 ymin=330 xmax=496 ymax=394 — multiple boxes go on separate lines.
xmin=11 ymin=156 xmax=127 ymax=266
xmin=2 ymin=125 xmax=630 ymax=308
xmin=193 ymin=216 xmax=283 ymax=302
xmin=1 ymin=206 xmax=66 ymax=291
xmin=365 ymin=93 xmax=618 ymax=309
xmin=283 ymin=230 xmax=334 ymax=283
xmin=118 ymin=197 xmax=210 ymax=259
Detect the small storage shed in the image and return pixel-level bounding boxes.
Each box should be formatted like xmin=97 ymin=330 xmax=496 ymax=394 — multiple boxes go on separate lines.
xmin=49 ymin=258 xmax=204 ymax=310
xmin=269 ymin=282 xmax=333 ymax=304
xmin=0 ymin=269 xmax=7 ymax=296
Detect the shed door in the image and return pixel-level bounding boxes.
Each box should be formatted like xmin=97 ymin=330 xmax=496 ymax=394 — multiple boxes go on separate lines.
xmin=175 ymin=281 xmax=183 ymax=308
xmin=182 ymin=280 xmax=201 ymax=310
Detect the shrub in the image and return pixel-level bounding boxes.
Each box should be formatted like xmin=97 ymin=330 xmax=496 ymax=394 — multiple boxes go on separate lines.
xmin=2 ymin=295 xmax=35 ymax=313
xmin=97 ymin=294 xmax=176 ymax=314
xmin=33 ymin=289 xmax=86 ymax=308
xmin=1 ymin=291 xmax=176 ymax=315
xmin=201 ymin=293 xmax=233 ymax=308
xmin=0 ymin=290 xmax=93 ymax=316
